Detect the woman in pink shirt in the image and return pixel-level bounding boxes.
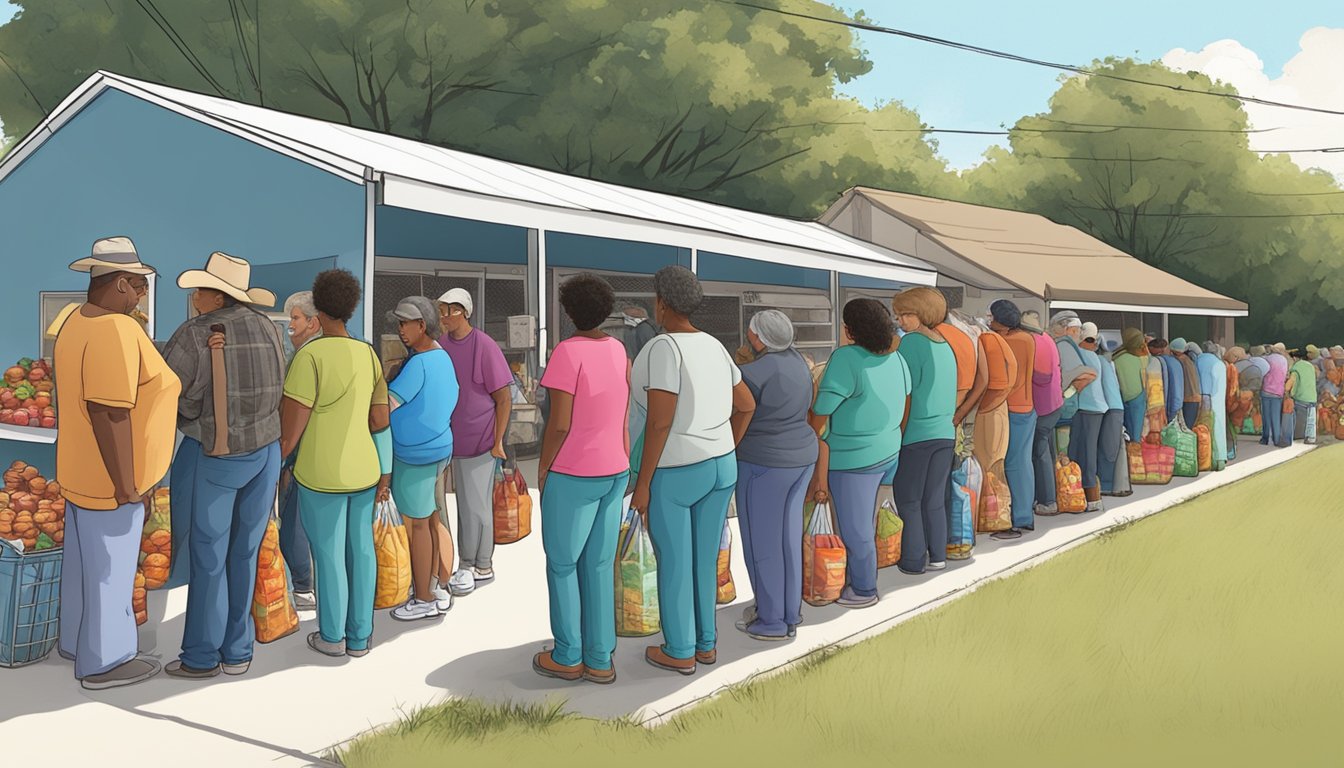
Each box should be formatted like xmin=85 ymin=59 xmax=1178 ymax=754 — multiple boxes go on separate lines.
xmin=1260 ymin=347 xmax=1289 ymax=447
xmin=533 ymin=274 xmax=631 ymax=685
xmin=1022 ymin=312 xmax=1063 ymax=514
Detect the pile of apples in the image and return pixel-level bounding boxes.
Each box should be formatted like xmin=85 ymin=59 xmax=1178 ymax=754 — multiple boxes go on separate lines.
xmin=1 ymin=357 xmax=55 ymax=429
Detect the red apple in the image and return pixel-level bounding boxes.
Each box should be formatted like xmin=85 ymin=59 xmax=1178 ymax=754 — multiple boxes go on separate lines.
xmin=39 ymin=417 xmax=56 ymax=429
xmin=10 ymin=412 xmax=29 ymax=426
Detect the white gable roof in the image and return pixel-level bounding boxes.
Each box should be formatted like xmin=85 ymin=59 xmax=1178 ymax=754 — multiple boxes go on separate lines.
xmin=2 ymin=72 xmax=936 ymax=285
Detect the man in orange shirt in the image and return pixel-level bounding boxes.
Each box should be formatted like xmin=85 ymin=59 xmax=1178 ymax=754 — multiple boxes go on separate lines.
xmin=54 ymin=237 xmax=181 ymax=690
xmin=990 ymin=300 xmax=1036 ymax=538
xmin=972 ymin=308 xmax=1017 ymax=524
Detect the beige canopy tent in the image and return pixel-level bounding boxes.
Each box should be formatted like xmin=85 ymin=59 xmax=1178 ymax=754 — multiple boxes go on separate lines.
xmin=820 ymin=187 xmax=1247 ymax=343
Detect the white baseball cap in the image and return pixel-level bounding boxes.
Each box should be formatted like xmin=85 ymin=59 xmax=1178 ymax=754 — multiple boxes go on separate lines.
xmin=1080 ymin=322 xmax=1099 ymax=341
xmin=436 ymin=288 xmax=473 ymax=319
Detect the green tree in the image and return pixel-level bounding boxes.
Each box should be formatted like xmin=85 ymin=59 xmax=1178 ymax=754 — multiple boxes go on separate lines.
xmin=961 ymin=59 xmax=1344 ymax=343
xmin=0 ymin=0 xmax=954 ymax=217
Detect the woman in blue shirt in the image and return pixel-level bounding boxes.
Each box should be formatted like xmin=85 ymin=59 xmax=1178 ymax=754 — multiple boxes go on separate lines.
xmin=891 ymin=287 xmax=957 ymax=574
xmin=386 ymin=296 xmax=460 ymax=622
xmin=810 ymin=299 xmax=911 ymax=608
xmin=733 ymin=310 xmax=818 ymax=641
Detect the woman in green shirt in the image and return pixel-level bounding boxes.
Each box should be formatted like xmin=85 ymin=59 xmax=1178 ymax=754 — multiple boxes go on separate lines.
xmin=281 ymin=269 xmax=392 ymax=658
xmin=891 ymin=288 xmax=957 ymax=575
xmin=809 ymin=299 xmax=911 ymax=608
xmin=1285 ymin=347 xmax=1318 ymax=445
xmin=1111 ymin=328 xmax=1147 ymax=438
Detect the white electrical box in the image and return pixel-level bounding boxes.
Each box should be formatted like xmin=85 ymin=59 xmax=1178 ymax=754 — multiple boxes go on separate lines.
xmin=508 ymin=315 xmax=537 ymax=350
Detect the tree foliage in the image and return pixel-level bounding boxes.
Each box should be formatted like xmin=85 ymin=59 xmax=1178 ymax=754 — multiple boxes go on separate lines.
xmin=0 ymin=0 xmax=953 ymax=216
xmin=961 ymin=59 xmax=1344 ymax=344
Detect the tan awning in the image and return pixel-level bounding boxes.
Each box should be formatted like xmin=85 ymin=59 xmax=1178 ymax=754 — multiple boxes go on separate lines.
xmin=821 ymin=188 xmax=1248 ymax=316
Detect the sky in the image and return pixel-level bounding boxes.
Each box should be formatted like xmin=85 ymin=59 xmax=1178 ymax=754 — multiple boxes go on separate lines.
xmin=2 ymin=1 xmax=1341 ymax=178
xmin=835 ymin=0 xmax=1344 ymax=177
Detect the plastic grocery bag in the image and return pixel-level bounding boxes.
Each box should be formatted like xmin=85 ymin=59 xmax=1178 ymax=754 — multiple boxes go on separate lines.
xmin=492 ymin=459 xmax=532 ymax=545
xmin=139 ymin=487 xmax=172 ymax=589
xmin=875 ymin=500 xmax=903 ymax=568
xmin=802 ymin=502 xmax=846 ymax=607
xmin=975 ymin=461 xmax=1012 ymax=533
xmin=615 ymin=505 xmax=660 ymax=637
xmin=1162 ymin=416 xmax=1199 ymax=478
xmin=252 ymin=514 xmax=299 ymax=643
xmin=133 ymin=567 xmax=147 ymax=627
xmin=1055 ymin=456 xmax=1086 ymax=513
xmin=716 ymin=520 xmax=736 ymax=604
xmin=373 ymin=500 xmax=412 ymax=610
xmin=1055 ymin=424 xmax=1071 ymax=460
xmin=947 ymin=457 xmax=978 ymax=561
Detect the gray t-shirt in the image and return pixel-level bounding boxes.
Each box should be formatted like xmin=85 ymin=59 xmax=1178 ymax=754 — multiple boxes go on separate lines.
xmin=736 ymin=349 xmax=820 ymax=468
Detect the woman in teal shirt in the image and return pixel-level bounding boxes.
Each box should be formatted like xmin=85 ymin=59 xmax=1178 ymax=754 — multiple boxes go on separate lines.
xmin=810 ymin=299 xmax=911 ymax=608
xmin=891 ymin=288 xmax=957 ymax=575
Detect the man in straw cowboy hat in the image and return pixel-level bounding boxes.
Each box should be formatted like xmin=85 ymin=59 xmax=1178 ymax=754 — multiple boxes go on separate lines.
xmin=54 ymin=236 xmax=182 ymax=690
xmin=160 ymin=252 xmax=286 ymax=680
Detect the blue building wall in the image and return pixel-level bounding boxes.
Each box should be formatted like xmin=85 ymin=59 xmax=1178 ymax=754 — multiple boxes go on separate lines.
xmin=698 ymin=251 xmax=830 ymax=290
xmin=0 ymin=88 xmax=367 ymax=370
xmin=546 ymin=232 xmax=690 ymax=272
xmin=376 ymin=206 xmax=528 ymax=263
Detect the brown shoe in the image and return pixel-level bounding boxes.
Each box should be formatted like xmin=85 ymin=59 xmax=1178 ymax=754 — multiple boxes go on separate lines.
xmin=695 ymin=649 xmax=717 ymax=665
xmin=582 ymin=665 xmax=617 ymax=685
xmin=645 ymin=646 xmax=696 ymax=675
xmin=533 ymin=651 xmax=583 ymax=681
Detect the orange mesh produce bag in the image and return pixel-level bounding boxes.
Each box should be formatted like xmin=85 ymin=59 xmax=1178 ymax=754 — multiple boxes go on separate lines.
xmin=1193 ymin=424 xmax=1212 ymax=472
xmin=1055 ymin=456 xmax=1086 ymax=514
xmin=492 ymin=460 xmax=532 ymax=545
xmin=133 ymin=568 xmax=147 ymax=627
xmin=715 ymin=520 xmax=735 ymax=604
xmin=373 ymin=500 xmax=412 ymax=610
xmin=252 ymin=516 xmax=298 ymax=643
xmin=975 ymin=462 xmax=1012 ymax=532
xmin=139 ymin=488 xmax=171 ymax=589
xmin=802 ymin=502 xmax=846 ymax=607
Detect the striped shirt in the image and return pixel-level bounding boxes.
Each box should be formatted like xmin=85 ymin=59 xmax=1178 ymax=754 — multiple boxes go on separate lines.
xmin=163 ymin=303 xmax=286 ymax=455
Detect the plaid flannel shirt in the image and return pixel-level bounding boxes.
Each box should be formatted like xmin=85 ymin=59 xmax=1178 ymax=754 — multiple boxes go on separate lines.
xmin=163 ymin=303 xmax=285 ymax=455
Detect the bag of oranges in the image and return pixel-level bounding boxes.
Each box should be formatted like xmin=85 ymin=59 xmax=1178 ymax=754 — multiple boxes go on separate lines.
xmin=1054 ymin=456 xmax=1086 ymax=514
xmin=133 ymin=567 xmax=148 ymax=626
xmin=252 ymin=513 xmax=298 ymax=643
xmin=373 ymin=500 xmax=412 ymax=610
xmin=715 ymin=520 xmax=735 ymax=604
xmin=802 ymin=502 xmax=846 ymax=607
xmin=492 ymin=459 xmax=532 ymax=545
xmin=138 ymin=487 xmax=172 ymax=589
xmin=975 ymin=461 xmax=1012 ymax=533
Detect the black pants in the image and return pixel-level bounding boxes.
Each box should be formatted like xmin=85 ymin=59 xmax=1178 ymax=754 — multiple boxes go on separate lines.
xmin=1068 ymin=411 xmax=1105 ymax=490
xmin=894 ymin=439 xmax=955 ymax=572
xmin=1182 ymin=402 xmax=1200 ymax=431
xmin=1032 ymin=408 xmax=1061 ymax=506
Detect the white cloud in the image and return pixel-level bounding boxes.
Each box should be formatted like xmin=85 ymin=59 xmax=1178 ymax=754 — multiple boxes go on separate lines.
xmin=1163 ymin=27 xmax=1344 ymax=182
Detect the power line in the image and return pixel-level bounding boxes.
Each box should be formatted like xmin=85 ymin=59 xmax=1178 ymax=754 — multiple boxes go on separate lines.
xmin=0 ymin=50 xmax=48 ymax=119
xmin=1068 ymin=204 xmax=1344 ymax=219
xmin=723 ymin=0 xmax=1344 ymax=118
xmin=1249 ymin=189 xmax=1344 ymax=197
xmin=132 ymin=0 xmax=230 ymax=98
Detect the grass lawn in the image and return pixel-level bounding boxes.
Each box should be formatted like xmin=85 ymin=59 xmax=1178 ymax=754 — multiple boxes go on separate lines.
xmin=335 ymin=446 xmax=1344 ymax=768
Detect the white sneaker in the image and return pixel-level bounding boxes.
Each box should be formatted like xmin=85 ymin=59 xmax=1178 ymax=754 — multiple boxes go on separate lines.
xmin=926 ymin=560 xmax=947 ymax=571
xmin=391 ymin=598 xmax=441 ymax=622
xmin=1086 ymin=500 xmax=1104 ymax=513
xmin=448 ymin=569 xmax=475 ymax=596
xmin=472 ymin=567 xmax=495 ymax=585
xmin=292 ymin=591 xmax=317 ymax=611
xmin=432 ymin=586 xmax=454 ymax=613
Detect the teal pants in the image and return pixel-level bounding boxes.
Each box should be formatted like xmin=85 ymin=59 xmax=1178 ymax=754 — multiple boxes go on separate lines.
xmin=646 ymin=453 xmax=737 ymax=660
xmin=541 ymin=470 xmax=630 ymax=670
xmin=297 ymin=484 xmax=378 ymax=651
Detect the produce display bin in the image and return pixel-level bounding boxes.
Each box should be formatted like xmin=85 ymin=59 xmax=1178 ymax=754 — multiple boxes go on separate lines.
xmin=0 ymin=542 xmax=61 ymax=667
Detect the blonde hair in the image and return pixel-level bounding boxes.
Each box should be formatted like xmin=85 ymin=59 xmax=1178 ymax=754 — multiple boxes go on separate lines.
xmin=891 ymin=286 xmax=948 ymax=328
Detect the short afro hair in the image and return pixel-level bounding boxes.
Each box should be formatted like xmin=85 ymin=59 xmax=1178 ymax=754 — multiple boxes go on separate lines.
xmin=653 ymin=265 xmax=703 ymax=317
xmin=891 ymin=286 xmax=947 ymax=328
xmin=843 ymin=298 xmax=894 ymax=355
xmin=559 ymin=272 xmax=616 ymax=332
xmin=312 ymin=268 xmax=361 ymax=323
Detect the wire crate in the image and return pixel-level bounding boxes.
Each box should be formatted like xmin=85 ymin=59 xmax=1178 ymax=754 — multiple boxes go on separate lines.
xmin=0 ymin=542 xmax=62 ymax=667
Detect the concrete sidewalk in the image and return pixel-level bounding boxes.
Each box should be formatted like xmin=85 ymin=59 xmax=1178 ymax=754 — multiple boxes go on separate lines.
xmin=0 ymin=438 xmax=1312 ymax=766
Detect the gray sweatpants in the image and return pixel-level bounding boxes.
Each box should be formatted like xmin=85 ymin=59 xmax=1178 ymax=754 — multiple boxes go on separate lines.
xmin=451 ymin=452 xmax=498 ymax=570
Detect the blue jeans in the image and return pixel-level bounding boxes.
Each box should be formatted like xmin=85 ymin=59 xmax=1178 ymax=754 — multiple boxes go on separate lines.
xmin=165 ymin=437 xmax=201 ymax=590
xmin=894 ymin=440 xmax=954 ymax=572
xmin=735 ymin=461 xmax=812 ymax=637
xmin=1123 ymin=396 xmax=1146 ymax=439
xmin=180 ymin=441 xmax=281 ymax=669
xmin=278 ymin=464 xmax=313 ymax=594
xmin=1006 ymin=411 xmax=1037 ymax=528
xmin=646 ymin=454 xmax=737 ymax=660
xmin=59 ymin=502 xmax=143 ymax=679
xmin=541 ymin=470 xmax=629 ymax=670
xmin=829 ymin=456 xmax=898 ymax=598
xmin=299 ymin=484 xmax=378 ymax=651
xmin=1261 ymin=394 xmax=1283 ymax=446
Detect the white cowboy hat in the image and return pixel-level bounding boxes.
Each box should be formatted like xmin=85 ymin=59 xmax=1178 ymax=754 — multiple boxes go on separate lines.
xmin=177 ymin=252 xmax=276 ymax=307
xmin=68 ymin=236 xmax=156 ymax=276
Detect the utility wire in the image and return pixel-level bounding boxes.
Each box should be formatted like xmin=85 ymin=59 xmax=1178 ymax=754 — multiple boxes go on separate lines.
xmin=132 ymin=0 xmax=230 ymax=97
xmin=723 ymin=0 xmax=1344 ymax=118
xmin=1069 ymin=204 xmax=1344 ymax=219
xmin=0 ymin=50 xmax=48 ymax=119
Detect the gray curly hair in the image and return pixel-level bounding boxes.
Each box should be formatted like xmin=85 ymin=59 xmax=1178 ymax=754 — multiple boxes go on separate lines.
xmin=388 ymin=295 xmax=442 ymax=340
xmin=653 ymin=265 xmax=703 ymax=317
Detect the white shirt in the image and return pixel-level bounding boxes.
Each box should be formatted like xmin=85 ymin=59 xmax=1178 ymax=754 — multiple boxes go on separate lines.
xmin=631 ymin=332 xmax=742 ymax=468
